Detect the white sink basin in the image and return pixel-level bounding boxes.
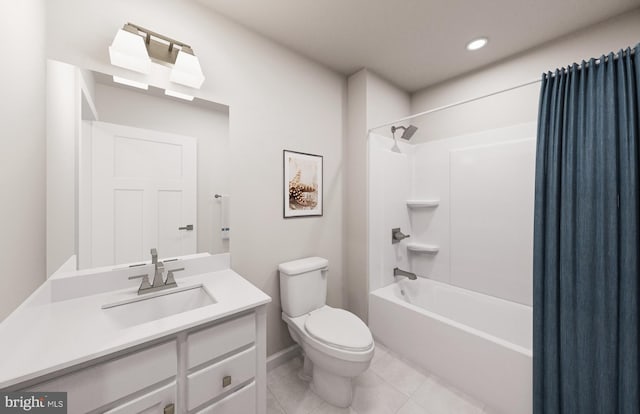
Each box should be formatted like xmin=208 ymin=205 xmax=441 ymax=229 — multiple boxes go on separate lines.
xmin=102 ymin=285 xmax=216 ymax=327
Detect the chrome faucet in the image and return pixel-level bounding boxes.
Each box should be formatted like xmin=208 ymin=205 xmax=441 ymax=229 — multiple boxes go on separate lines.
xmin=151 ymin=248 xmax=165 ymax=288
xmin=394 ymin=267 xmax=417 ymax=280
xmin=129 ymin=249 xmax=184 ymax=295
xmin=151 ymin=247 xmax=158 ymax=265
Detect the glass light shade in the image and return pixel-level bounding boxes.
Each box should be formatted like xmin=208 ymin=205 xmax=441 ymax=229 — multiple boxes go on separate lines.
xmin=164 ymin=89 xmax=195 ymax=101
xmin=109 ymin=29 xmax=151 ymax=74
xmin=170 ymin=50 xmax=205 ymax=89
xmin=113 ymin=76 xmax=149 ymax=90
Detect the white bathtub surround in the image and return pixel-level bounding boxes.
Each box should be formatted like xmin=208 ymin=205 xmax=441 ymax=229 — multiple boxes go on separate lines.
xmin=368 ymin=122 xmax=536 ymax=305
xmin=266 ymin=342 xmax=488 ymax=414
xmin=368 ymin=135 xmax=414 ymax=292
xmin=370 ymin=278 xmax=531 ymax=414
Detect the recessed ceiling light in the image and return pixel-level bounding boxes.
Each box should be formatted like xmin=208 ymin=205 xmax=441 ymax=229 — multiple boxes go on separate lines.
xmin=466 ymin=37 xmax=488 ymax=51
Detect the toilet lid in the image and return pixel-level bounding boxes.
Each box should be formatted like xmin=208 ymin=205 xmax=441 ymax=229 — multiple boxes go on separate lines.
xmin=304 ymin=307 xmax=373 ymax=351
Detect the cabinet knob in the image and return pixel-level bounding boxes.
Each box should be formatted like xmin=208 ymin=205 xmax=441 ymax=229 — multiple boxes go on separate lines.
xmin=222 ymin=375 xmax=232 ymax=388
xmin=163 ymin=403 xmax=175 ymax=414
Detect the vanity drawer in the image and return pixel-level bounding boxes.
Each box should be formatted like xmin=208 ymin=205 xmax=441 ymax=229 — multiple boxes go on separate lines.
xmin=28 ymin=341 xmax=176 ymax=413
xmin=104 ymin=381 xmax=176 ymax=414
xmin=187 ymin=346 xmax=256 ymax=410
xmin=187 ymin=313 xmax=255 ymax=368
xmin=194 ymin=381 xmax=256 ymax=414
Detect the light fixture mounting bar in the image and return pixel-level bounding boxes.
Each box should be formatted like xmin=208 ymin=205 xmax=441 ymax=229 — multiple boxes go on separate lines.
xmin=123 ymin=23 xmax=196 ymax=65
xmin=124 ymin=23 xmax=192 ymax=50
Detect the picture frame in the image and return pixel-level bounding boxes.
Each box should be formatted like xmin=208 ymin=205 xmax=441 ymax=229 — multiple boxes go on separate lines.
xmin=283 ymin=150 xmax=323 ymax=218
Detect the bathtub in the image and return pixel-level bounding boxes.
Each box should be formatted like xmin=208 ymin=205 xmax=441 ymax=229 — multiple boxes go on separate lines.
xmin=369 ymin=278 xmax=532 ymax=414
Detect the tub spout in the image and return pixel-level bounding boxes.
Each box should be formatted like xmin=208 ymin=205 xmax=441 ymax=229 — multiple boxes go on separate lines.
xmin=394 ymin=267 xmax=417 ymax=280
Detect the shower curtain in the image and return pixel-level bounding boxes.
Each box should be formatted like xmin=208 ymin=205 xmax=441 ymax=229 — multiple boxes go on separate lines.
xmin=534 ymin=45 xmax=640 ymax=414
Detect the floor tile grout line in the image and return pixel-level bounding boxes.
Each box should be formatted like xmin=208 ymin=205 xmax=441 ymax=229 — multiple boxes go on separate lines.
xmin=267 ymin=383 xmax=292 ymax=414
xmin=371 ymin=344 xmax=486 ymax=414
xmin=369 ymin=349 xmax=429 ymax=400
xmin=270 ymin=344 xmax=487 ymax=414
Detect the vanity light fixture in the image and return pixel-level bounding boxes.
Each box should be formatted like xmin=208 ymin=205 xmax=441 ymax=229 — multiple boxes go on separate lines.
xmin=170 ymin=46 xmax=205 ymax=89
xmin=466 ymin=37 xmax=488 ymax=51
xmin=109 ymin=25 xmax=151 ymax=74
xmin=109 ymin=23 xmax=205 ymax=89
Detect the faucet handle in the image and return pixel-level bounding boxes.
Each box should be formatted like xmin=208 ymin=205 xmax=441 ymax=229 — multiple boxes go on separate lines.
xmin=129 ymin=274 xmax=152 ymax=291
xmin=391 ymin=228 xmax=411 ymax=243
xmin=165 ymin=268 xmax=185 ymax=287
xmin=150 ymin=248 xmax=158 ymax=264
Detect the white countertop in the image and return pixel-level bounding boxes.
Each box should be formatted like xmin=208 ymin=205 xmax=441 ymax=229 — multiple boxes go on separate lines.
xmin=0 ymin=254 xmax=271 ymax=389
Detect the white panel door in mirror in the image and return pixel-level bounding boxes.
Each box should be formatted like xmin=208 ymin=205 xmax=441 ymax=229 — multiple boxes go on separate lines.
xmin=89 ymin=121 xmax=197 ymax=267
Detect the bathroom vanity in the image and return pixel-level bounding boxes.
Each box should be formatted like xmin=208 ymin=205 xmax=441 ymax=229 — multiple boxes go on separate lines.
xmin=0 ymin=253 xmax=270 ymax=414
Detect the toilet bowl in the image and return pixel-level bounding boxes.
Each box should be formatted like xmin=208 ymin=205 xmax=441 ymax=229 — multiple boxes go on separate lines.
xmin=278 ymin=257 xmax=374 ymax=408
xmin=282 ymin=306 xmax=374 ymax=407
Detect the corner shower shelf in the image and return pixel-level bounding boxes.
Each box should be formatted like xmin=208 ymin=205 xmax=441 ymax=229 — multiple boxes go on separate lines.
xmin=406 ymin=199 xmax=439 ymax=208
xmin=406 ymin=243 xmax=440 ymax=254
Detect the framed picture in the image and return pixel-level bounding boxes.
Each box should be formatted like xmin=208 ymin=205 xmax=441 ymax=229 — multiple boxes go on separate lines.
xmin=283 ymin=150 xmax=323 ymax=218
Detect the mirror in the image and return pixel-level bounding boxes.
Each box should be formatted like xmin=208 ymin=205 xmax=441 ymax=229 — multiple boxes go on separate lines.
xmin=46 ymin=60 xmax=230 ymax=275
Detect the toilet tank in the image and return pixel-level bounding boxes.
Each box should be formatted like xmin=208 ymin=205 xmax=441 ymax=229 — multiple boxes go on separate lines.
xmin=278 ymin=257 xmax=329 ymax=317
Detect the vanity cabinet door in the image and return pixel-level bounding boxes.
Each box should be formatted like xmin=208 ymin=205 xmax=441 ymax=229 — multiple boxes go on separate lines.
xmin=104 ymin=381 xmax=176 ymax=414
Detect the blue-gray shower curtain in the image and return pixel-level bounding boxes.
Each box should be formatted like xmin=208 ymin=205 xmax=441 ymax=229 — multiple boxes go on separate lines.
xmin=534 ymin=45 xmax=640 ymax=414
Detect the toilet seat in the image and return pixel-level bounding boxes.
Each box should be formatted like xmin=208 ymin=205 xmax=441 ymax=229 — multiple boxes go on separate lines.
xmin=305 ymin=307 xmax=373 ymax=351
xmin=282 ymin=306 xmax=374 ymax=363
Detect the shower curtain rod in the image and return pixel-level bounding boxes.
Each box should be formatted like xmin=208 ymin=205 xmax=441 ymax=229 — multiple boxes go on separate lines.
xmin=369 ymin=77 xmax=542 ymax=132
xmin=371 ymin=46 xmax=637 ymax=133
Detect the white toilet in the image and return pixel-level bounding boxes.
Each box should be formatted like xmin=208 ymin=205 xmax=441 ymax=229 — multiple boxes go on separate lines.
xmin=278 ymin=257 xmax=374 ymax=408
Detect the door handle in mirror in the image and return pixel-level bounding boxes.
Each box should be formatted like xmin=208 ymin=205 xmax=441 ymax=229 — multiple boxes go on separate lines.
xmin=178 ymin=224 xmax=194 ymax=231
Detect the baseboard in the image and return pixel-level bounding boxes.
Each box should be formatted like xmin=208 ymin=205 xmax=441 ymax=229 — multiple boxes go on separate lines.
xmin=267 ymin=344 xmax=301 ymax=372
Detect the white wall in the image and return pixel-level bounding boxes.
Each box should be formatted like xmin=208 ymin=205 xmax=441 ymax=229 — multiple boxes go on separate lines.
xmin=93 ymin=82 xmax=230 ymax=258
xmin=345 ymin=71 xmax=368 ymax=322
xmin=346 ymin=69 xmax=410 ymax=321
xmin=43 ymin=0 xmax=345 ymax=355
xmin=0 ymin=0 xmax=47 ymax=321
xmin=46 ymin=61 xmax=78 ymax=276
xmin=411 ymin=9 xmax=640 ymax=140
xmin=46 ymin=63 xmax=98 ymax=272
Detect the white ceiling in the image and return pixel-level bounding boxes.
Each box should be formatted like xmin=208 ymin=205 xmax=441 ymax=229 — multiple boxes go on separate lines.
xmin=195 ymin=0 xmax=640 ymax=92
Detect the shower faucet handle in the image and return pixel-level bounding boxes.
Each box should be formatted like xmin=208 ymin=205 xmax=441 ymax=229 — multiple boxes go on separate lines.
xmin=392 ymin=228 xmax=411 ymax=243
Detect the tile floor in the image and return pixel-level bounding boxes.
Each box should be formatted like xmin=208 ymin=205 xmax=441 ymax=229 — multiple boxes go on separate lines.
xmin=267 ymin=342 xmax=491 ymax=414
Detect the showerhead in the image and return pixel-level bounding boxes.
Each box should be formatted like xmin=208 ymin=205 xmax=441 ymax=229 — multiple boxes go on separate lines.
xmin=391 ymin=124 xmax=418 ymax=140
